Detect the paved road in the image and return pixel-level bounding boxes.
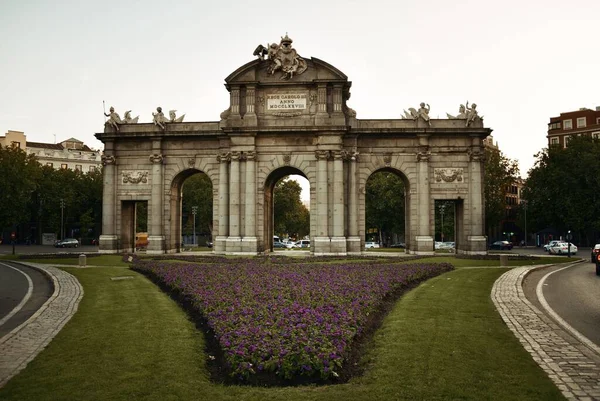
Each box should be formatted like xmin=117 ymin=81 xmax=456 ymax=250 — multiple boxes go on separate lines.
xmin=0 ymin=244 xmax=99 ymax=255
xmin=0 ymin=261 xmax=53 ymax=338
xmin=524 ymin=261 xmax=600 ymax=348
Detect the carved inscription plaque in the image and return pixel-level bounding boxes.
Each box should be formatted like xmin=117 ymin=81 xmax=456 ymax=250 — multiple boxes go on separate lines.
xmin=267 ymin=93 xmax=307 ymax=110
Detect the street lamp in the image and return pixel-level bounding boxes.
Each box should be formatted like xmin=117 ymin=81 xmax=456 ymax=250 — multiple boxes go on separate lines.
xmin=521 ymin=200 xmax=527 ymax=247
xmin=439 ymin=204 xmax=446 ymax=242
xmin=60 ymin=198 xmax=65 ymax=240
xmin=191 ymin=206 xmax=198 ymax=246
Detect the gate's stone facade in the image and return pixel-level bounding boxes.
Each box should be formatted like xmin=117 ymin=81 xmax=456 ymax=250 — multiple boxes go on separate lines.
xmin=95 ymin=37 xmax=491 ymax=256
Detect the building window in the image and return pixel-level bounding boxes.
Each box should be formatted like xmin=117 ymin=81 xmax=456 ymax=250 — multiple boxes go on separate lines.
xmin=75 ymin=165 xmax=82 ymax=171
xmin=61 ymin=164 xmax=68 ymax=169
xmin=89 ymin=166 xmax=96 ymax=172
xmin=10 ymin=141 xmax=21 ymax=148
xmin=593 ymin=132 xmax=600 ymax=140
xmin=577 ymin=117 xmax=586 ymax=128
xmin=564 ymin=135 xmax=572 ymax=148
xmin=46 ymin=162 xmax=53 ymax=168
xmin=563 ymin=119 xmax=572 ymax=129
xmin=597 ymin=117 xmax=600 ymax=125
xmin=549 ymin=122 xmax=561 ymax=130
xmin=550 ymin=137 xmax=559 ymax=145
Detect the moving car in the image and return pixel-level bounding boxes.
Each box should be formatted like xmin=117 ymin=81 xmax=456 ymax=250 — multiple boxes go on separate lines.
xmin=591 ymin=244 xmax=600 ymax=263
xmin=365 ymin=241 xmax=380 ymax=249
xmin=548 ymin=242 xmax=577 ymax=255
xmin=285 ymin=241 xmax=298 ymax=249
xmin=273 ymin=241 xmax=286 ymax=249
xmin=54 ymin=238 xmax=80 ymax=248
xmin=543 ymin=240 xmax=561 ymax=252
xmin=490 ymin=240 xmax=513 ymax=250
xmin=390 ymin=242 xmax=405 ymax=248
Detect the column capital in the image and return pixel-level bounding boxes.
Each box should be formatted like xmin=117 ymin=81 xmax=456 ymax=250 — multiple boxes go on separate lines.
xmin=468 ymin=148 xmax=484 ymax=161
xmin=217 ymin=152 xmax=231 ymax=163
xmin=241 ymin=151 xmax=256 ymax=161
xmin=416 ymin=151 xmax=431 ymax=162
xmin=101 ymin=155 xmax=116 ymax=165
xmin=149 ymin=154 xmax=163 ymax=164
xmin=315 ymin=150 xmax=331 ymax=160
xmin=231 ymin=151 xmax=241 ymax=161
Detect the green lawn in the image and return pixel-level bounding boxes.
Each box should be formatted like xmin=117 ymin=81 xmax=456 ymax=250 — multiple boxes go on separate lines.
xmin=0 ymin=259 xmax=566 ymax=401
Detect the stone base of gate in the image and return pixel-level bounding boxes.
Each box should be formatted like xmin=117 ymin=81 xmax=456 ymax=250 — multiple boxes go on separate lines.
xmin=98 ymin=235 xmax=118 ymax=254
xmin=313 ymin=237 xmax=348 ymax=256
xmin=346 ymin=236 xmax=362 ymax=254
xmin=330 ymin=237 xmax=347 ymax=255
xmin=457 ymin=235 xmax=488 ymax=255
xmin=241 ymin=237 xmax=258 ymax=253
xmin=226 ymin=236 xmax=243 ymax=253
xmin=147 ymin=236 xmax=166 ymax=255
xmin=413 ymin=235 xmax=435 ymax=255
xmin=214 ymin=236 xmax=227 ymax=253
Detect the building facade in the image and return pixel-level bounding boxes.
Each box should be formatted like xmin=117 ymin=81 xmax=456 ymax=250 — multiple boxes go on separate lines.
xmin=0 ymin=130 xmax=102 ymax=172
xmin=547 ymin=107 xmax=600 ymax=147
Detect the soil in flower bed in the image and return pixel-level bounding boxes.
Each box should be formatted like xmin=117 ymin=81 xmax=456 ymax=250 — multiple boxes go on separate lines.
xmin=131 ymin=257 xmax=453 ymax=387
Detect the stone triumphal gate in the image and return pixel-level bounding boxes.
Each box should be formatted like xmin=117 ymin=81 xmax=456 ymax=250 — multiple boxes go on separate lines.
xmin=96 ymin=36 xmax=491 ymax=256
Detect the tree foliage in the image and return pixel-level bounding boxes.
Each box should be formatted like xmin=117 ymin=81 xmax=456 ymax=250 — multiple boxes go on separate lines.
xmin=484 ymin=146 xmax=520 ymax=239
xmin=181 ymin=173 xmax=213 ymax=236
xmin=0 ymin=145 xmax=41 ymax=230
xmin=365 ymin=171 xmax=405 ymax=243
xmin=274 ymin=178 xmax=309 ymax=239
xmin=522 ymin=136 xmax=600 ymax=245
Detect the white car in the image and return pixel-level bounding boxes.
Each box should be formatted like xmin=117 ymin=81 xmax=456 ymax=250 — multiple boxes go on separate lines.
xmin=365 ymin=241 xmax=380 ymax=249
xmin=548 ymin=242 xmax=577 ymax=255
xmin=285 ymin=241 xmax=297 ymax=249
xmin=543 ymin=240 xmax=561 ymax=252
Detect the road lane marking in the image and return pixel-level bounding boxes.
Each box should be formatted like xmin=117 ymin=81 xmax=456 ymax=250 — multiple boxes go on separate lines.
xmin=536 ymin=262 xmax=600 ymax=356
xmin=0 ymin=262 xmax=34 ymax=328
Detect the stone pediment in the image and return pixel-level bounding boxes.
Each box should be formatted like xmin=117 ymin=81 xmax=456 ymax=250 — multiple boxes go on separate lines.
xmin=224 ymin=57 xmax=349 ymax=86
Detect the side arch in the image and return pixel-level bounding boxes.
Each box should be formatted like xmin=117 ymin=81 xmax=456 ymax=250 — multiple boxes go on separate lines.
xmin=166 ymin=168 xmax=215 ymax=253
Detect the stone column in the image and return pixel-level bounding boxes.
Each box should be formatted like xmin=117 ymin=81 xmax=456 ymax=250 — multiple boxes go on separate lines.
xmin=231 ymin=86 xmax=241 ymax=118
xmin=314 ymin=150 xmax=330 ymax=254
xmin=227 ymin=151 xmax=241 ymax=251
xmin=332 ymin=84 xmax=343 ymax=113
xmin=215 ymin=152 xmax=230 ymax=252
xmin=99 ymin=153 xmax=117 ymax=253
xmin=147 ymin=150 xmax=165 ymax=254
xmin=244 ymin=86 xmax=258 ymax=126
xmin=414 ymin=147 xmax=434 ymax=254
xmin=243 ymin=151 xmax=257 ymax=252
xmin=347 ymin=151 xmax=361 ymax=253
xmin=467 ymin=145 xmax=487 ymax=254
xmin=331 ymin=151 xmax=346 ymax=254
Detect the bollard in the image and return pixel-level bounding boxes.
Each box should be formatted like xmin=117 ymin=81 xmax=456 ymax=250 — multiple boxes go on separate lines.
xmin=499 ymin=255 xmax=508 ymax=267
xmin=79 ymin=254 xmax=87 ymax=267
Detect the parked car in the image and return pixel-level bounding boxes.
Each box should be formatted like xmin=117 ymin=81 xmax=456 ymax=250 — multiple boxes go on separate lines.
xmin=490 ymin=240 xmax=513 ymax=250
xmin=365 ymin=241 xmax=380 ymax=249
xmin=273 ymin=242 xmax=286 ymax=249
xmin=543 ymin=240 xmax=562 ymax=252
xmin=297 ymin=240 xmax=311 ymax=248
xmin=548 ymin=242 xmax=577 ymax=255
xmin=591 ymin=244 xmax=600 ymax=263
xmin=54 ymin=238 xmax=80 ymax=248
xmin=390 ymin=242 xmax=405 ymax=248
xmin=285 ymin=241 xmax=297 ymax=249
xmin=206 ymin=241 xmax=213 ymax=248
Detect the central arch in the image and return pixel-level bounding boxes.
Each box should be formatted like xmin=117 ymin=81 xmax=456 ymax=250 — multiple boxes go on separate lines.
xmin=264 ymin=166 xmax=309 ymax=252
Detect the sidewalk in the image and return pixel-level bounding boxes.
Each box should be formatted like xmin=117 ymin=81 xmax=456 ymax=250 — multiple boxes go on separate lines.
xmin=0 ymin=263 xmax=83 ymax=388
xmin=492 ymin=266 xmax=600 ymax=400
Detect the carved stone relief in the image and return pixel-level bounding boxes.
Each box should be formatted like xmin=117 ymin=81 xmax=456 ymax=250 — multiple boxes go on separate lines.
xmin=434 ymin=168 xmax=464 ymax=183
xmin=122 ymin=171 xmax=149 ymax=184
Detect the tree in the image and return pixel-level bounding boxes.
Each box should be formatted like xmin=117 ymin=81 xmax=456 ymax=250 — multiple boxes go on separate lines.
xmin=274 ymin=178 xmax=309 ymax=239
xmin=522 ymin=136 xmax=600 ymax=245
xmin=484 ymin=146 xmax=519 ymax=241
xmin=0 ymin=145 xmax=41 ymax=238
xmin=181 ymin=173 xmax=213 ymax=236
xmin=365 ymin=171 xmax=405 ymax=245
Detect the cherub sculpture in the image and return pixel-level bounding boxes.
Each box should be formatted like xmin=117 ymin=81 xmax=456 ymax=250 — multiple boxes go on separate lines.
xmin=104 ymin=106 xmax=123 ymax=131
xmin=446 ymin=104 xmax=467 ymax=120
xmin=465 ymin=101 xmax=482 ymax=126
xmin=152 ymin=107 xmax=169 ymax=129
xmin=402 ymin=102 xmax=431 ymax=126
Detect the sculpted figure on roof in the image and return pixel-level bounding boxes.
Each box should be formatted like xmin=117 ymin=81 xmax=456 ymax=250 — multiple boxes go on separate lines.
xmin=257 ymin=34 xmax=307 ymax=80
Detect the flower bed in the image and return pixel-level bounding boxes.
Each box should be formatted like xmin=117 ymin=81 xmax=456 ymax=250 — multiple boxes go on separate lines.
xmin=132 ymin=258 xmax=453 ymax=383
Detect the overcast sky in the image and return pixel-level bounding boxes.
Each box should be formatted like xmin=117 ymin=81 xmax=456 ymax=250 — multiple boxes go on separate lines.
xmin=2 ymin=0 xmax=599 ymax=200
